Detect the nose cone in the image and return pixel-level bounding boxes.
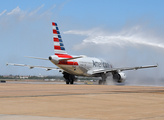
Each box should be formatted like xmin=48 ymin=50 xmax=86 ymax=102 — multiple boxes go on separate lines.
xmin=49 ymin=55 xmax=59 ymax=64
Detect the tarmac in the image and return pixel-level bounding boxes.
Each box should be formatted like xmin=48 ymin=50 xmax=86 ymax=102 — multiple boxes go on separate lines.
xmin=0 ymin=81 xmax=164 ymax=120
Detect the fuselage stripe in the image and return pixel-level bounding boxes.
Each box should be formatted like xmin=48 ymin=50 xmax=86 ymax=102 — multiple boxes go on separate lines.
xmin=58 ymin=61 xmax=78 ymax=65
xmin=55 ymin=53 xmax=73 ymax=58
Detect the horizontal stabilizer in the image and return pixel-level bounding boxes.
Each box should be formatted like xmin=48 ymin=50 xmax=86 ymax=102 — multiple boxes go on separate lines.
xmin=6 ymin=62 xmax=60 ymax=71
xmin=25 ymin=56 xmax=49 ymax=60
xmin=59 ymin=55 xmax=86 ymax=61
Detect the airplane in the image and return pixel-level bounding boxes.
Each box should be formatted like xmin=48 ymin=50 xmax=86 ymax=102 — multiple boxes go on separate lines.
xmin=6 ymin=22 xmax=158 ymax=85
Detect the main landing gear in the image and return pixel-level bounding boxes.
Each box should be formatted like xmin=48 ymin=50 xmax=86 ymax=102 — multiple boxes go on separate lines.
xmin=63 ymin=72 xmax=75 ymax=84
xmin=98 ymin=73 xmax=107 ymax=85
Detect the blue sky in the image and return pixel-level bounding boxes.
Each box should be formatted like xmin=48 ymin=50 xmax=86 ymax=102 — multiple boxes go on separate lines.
xmin=0 ymin=0 xmax=164 ymax=84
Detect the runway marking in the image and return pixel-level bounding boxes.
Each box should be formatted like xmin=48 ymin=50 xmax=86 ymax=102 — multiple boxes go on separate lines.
xmin=0 ymin=90 xmax=164 ymax=98
xmin=130 ymin=115 xmax=164 ymax=120
xmin=0 ymin=114 xmax=97 ymax=120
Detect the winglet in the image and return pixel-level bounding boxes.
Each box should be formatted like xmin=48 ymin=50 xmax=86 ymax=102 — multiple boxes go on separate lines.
xmin=6 ymin=62 xmax=8 ymax=66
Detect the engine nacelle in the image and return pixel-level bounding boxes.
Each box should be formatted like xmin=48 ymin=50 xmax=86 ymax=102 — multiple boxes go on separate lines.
xmin=49 ymin=55 xmax=59 ymax=64
xmin=113 ymin=72 xmax=126 ymax=83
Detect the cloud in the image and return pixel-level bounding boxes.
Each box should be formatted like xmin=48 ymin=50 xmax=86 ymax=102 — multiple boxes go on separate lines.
xmin=40 ymin=4 xmax=56 ymax=17
xmin=0 ymin=4 xmax=47 ymax=22
xmin=0 ymin=4 xmax=59 ymax=76
xmin=63 ymin=28 xmax=100 ymax=36
xmin=7 ymin=6 xmax=21 ymax=15
xmin=0 ymin=10 xmax=6 ymax=16
xmin=29 ymin=4 xmax=44 ymax=16
xmin=0 ymin=4 xmax=56 ymax=23
xmin=5 ymin=6 xmax=27 ymax=21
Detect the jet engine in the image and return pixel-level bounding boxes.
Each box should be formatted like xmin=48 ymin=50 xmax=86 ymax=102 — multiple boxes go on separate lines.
xmin=113 ymin=72 xmax=126 ymax=83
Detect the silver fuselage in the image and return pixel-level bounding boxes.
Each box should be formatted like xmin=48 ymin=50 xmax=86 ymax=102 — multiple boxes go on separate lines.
xmin=50 ymin=55 xmax=112 ymax=77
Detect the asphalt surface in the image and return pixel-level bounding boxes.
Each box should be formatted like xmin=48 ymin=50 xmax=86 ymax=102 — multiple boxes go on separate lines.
xmin=0 ymin=114 xmax=96 ymax=120
xmin=0 ymin=81 xmax=164 ymax=120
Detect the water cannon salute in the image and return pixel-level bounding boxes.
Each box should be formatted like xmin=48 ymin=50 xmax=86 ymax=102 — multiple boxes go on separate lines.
xmin=6 ymin=22 xmax=158 ymax=85
xmin=2 ymin=2 xmax=164 ymax=120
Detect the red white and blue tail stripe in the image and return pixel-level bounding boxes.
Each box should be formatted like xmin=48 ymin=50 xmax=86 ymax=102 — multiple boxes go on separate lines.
xmin=52 ymin=22 xmax=67 ymax=55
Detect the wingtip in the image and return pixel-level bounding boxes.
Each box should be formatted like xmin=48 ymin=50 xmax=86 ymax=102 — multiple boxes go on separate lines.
xmin=6 ymin=62 xmax=8 ymax=66
xmin=156 ymin=63 xmax=158 ymax=67
xmin=24 ymin=56 xmax=30 ymax=58
xmin=80 ymin=55 xmax=87 ymax=57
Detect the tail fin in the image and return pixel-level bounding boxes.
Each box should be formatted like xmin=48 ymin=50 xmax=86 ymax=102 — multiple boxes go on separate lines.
xmin=52 ymin=22 xmax=67 ymax=55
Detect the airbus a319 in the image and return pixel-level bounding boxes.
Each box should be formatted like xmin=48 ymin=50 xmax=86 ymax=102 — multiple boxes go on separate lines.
xmin=7 ymin=22 xmax=158 ymax=85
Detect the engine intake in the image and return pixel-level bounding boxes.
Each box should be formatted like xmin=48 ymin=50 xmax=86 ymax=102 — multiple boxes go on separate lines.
xmin=113 ymin=72 xmax=126 ymax=83
xmin=49 ymin=56 xmax=52 ymax=60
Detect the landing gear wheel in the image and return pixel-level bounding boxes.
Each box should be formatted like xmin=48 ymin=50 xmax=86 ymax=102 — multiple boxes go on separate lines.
xmin=102 ymin=81 xmax=106 ymax=85
xmin=66 ymin=80 xmax=69 ymax=84
xmin=70 ymin=80 xmax=74 ymax=84
xmin=100 ymin=73 xmax=107 ymax=85
xmin=63 ymin=72 xmax=75 ymax=85
xmin=69 ymin=75 xmax=74 ymax=84
xmin=99 ymin=80 xmax=103 ymax=85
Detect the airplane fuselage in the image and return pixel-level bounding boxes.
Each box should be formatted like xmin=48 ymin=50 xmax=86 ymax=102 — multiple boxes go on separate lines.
xmin=50 ymin=55 xmax=112 ymax=77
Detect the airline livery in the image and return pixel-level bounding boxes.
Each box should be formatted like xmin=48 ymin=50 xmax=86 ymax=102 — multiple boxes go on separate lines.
xmin=7 ymin=22 xmax=158 ymax=84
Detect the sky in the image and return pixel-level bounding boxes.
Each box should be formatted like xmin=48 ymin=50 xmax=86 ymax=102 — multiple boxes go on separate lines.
xmin=0 ymin=0 xmax=164 ymax=85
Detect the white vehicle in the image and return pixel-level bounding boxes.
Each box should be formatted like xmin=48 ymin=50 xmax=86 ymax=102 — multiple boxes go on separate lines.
xmin=6 ymin=22 xmax=158 ymax=84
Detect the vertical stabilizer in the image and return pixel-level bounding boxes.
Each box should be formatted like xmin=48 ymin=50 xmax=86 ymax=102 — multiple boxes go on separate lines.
xmin=52 ymin=22 xmax=67 ymax=55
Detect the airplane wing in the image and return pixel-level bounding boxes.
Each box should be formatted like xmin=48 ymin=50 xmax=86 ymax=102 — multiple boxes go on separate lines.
xmin=89 ymin=64 xmax=158 ymax=74
xmin=6 ymin=62 xmax=61 ymax=71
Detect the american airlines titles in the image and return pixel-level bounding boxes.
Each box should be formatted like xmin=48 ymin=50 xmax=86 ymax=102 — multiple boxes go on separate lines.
xmin=92 ymin=60 xmax=110 ymax=68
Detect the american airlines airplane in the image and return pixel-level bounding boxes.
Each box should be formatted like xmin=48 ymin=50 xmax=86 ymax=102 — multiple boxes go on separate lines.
xmin=6 ymin=22 xmax=158 ymax=85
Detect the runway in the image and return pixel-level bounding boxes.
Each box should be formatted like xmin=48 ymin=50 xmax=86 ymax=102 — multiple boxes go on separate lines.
xmin=0 ymin=81 xmax=164 ymax=120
